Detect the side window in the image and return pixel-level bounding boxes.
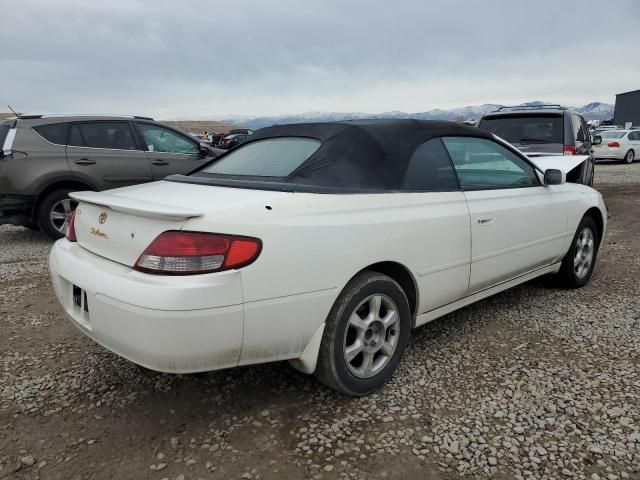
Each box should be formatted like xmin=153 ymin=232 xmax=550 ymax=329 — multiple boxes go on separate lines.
xmin=442 ymin=136 xmax=539 ymax=190
xmin=69 ymin=122 xmax=137 ymax=150
xmin=135 ymin=123 xmax=198 ymax=155
xmin=402 ymin=138 xmax=458 ymax=191
xmin=69 ymin=125 xmax=84 ymax=147
xmin=580 ymin=117 xmax=590 ymax=142
xmin=575 ymin=115 xmax=587 ymax=142
xmin=33 ymin=123 xmax=68 ymax=145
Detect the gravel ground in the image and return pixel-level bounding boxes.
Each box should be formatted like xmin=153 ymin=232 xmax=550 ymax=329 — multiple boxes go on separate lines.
xmin=1 ymin=162 xmax=639 ymax=480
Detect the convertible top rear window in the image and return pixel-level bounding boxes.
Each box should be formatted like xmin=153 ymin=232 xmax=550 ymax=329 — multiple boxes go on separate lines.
xmin=202 ymin=138 xmax=321 ymax=177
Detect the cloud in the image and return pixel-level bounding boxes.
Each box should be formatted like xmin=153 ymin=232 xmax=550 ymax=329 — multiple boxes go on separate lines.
xmin=1 ymin=0 xmax=639 ymax=117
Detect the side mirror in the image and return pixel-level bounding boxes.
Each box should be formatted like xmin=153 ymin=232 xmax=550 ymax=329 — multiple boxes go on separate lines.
xmin=592 ymin=135 xmax=602 ymax=145
xmin=544 ymin=169 xmax=565 ymax=186
xmin=199 ymin=144 xmax=214 ymax=157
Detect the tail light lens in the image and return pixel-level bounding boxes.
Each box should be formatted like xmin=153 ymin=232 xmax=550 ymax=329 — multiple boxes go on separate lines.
xmin=134 ymin=231 xmax=262 ymax=275
xmin=607 ymin=141 xmax=620 ymax=148
xmin=66 ymin=209 xmax=78 ymax=242
xmin=563 ymin=145 xmax=577 ymax=155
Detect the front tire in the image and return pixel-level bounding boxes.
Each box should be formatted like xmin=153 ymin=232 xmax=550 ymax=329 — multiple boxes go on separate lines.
xmin=556 ymin=216 xmax=600 ymax=288
xmin=315 ymin=271 xmax=411 ymax=396
xmin=36 ymin=189 xmax=79 ymax=239
xmin=624 ymin=150 xmax=634 ymax=164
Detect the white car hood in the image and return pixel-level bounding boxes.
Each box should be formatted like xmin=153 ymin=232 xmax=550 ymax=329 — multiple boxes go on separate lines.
xmin=527 ymin=155 xmax=589 ymax=174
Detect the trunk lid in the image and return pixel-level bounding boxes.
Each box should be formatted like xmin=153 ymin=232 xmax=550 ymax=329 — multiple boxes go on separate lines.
xmin=70 ymin=180 xmax=291 ymax=267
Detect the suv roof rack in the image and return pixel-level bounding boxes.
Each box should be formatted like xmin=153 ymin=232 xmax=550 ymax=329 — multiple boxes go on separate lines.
xmin=495 ymin=104 xmax=567 ymax=112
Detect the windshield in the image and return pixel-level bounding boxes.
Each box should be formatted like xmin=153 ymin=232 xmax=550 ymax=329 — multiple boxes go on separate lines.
xmin=599 ymin=131 xmax=626 ymax=139
xmin=479 ymin=115 xmax=564 ymax=144
xmin=200 ymin=137 xmax=321 ymax=177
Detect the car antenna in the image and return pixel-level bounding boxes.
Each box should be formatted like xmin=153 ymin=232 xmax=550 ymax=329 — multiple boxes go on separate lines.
xmin=7 ymin=105 xmax=21 ymax=118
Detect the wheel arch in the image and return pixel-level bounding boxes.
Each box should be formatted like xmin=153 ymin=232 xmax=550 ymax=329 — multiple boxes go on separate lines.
xmin=584 ymin=206 xmax=604 ymax=245
xmin=355 ymin=261 xmax=419 ymax=323
xmin=289 ymin=260 xmax=419 ymax=376
xmin=32 ymin=177 xmax=97 ymax=216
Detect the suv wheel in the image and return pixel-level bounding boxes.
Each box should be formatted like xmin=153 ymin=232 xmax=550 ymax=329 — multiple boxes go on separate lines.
xmin=624 ymin=150 xmax=634 ymax=164
xmin=315 ymin=271 xmax=411 ymax=396
xmin=37 ymin=189 xmax=79 ymax=239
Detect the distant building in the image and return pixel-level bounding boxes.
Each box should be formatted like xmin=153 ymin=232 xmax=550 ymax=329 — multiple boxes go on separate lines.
xmin=614 ymin=89 xmax=640 ymax=127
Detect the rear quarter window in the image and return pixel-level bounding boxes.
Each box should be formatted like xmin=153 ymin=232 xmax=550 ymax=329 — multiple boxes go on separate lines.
xmin=33 ymin=123 xmax=69 ymax=145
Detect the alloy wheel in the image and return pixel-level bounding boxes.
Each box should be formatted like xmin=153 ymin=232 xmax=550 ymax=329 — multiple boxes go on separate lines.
xmin=343 ymin=294 xmax=400 ymax=378
xmin=49 ymin=198 xmax=78 ymax=235
xmin=625 ymin=150 xmax=634 ymax=164
xmin=573 ymin=227 xmax=595 ymax=279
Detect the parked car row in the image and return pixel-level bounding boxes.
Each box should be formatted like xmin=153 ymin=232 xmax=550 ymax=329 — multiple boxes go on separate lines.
xmin=477 ymin=104 xmax=638 ymax=168
xmin=2 ymin=107 xmax=620 ymax=242
xmin=194 ymin=128 xmax=254 ymax=150
xmin=477 ymin=104 xmax=596 ymax=184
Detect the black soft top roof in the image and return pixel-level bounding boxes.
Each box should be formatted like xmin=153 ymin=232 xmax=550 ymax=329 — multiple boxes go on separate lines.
xmin=178 ymin=119 xmax=495 ymax=192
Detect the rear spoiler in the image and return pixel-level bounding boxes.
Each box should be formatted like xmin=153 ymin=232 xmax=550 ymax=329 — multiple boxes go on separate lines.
xmin=527 ymin=155 xmax=589 ymax=174
xmin=70 ymin=191 xmax=203 ymax=221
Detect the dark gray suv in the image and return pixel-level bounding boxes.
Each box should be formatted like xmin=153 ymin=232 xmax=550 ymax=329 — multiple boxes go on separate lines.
xmin=0 ymin=115 xmax=219 ymax=238
xmin=477 ymin=105 xmax=595 ymax=186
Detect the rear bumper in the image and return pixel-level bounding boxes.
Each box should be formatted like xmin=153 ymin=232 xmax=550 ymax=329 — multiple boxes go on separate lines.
xmin=0 ymin=194 xmax=34 ymax=226
xmin=49 ymin=239 xmax=245 ymax=373
xmin=594 ymin=149 xmax=624 ymax=160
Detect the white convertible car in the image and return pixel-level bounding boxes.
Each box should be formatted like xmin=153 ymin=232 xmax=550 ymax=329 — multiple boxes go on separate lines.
xmin=49 ymin=120 xmax=607 ymax=396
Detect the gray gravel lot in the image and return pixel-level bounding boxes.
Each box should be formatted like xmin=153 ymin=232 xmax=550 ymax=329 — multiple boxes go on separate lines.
xmin=1 ymin=163 xmax=639 ymax=480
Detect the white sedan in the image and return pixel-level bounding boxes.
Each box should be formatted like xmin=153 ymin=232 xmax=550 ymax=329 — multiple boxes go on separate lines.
xmin=49 ymin=120 xmax=607 ymax=396
xmin=593 ymin=129 xmax=640 ymax=163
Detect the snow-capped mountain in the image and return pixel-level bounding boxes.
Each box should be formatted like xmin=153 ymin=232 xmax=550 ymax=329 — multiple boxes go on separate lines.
xmin=575 ymin=102 xmax=615 ymax=119
xmin=198 ymin=101 xmax=614 ymax=129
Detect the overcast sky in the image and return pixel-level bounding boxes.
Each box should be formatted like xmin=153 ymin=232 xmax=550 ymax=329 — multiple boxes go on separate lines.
xmin=1 ymin=0 xmax=639 ymax=118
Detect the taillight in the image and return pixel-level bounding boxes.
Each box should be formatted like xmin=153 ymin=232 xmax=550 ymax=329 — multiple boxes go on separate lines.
xmin=607 ymin=141 xmax=620 ymax=148
xmin=134 ymin=231 xmax=262 ymax=275
xmin=66 ymin=209 xmax=77 ymax=242
xmin=563 ymin=145 xmax=577 ymax=155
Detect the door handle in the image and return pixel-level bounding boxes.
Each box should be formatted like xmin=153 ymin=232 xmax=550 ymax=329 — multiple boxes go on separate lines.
xmin=151 ymin=160 xmax=170 ymax=166
xmin=477 ymin=215 xmax=494 ymax=226
xmin=74 ymin=158 xmax=96 ymax=166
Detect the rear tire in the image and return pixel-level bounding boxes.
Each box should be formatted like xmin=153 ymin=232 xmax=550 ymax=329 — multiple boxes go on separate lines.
xmin=36 ymin=189 xmax=79 ymax=239
xmin=624 ymin=150 xmax=634 ymax=164
xmin=315 ymin=271 xmax=411 ymax=396
xmin=556 ymin=216 xmax=600 ymax=288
